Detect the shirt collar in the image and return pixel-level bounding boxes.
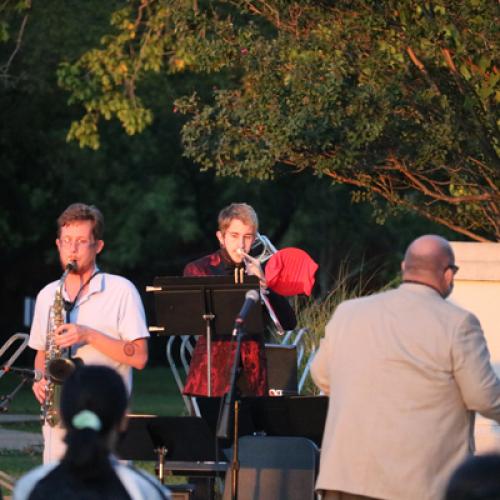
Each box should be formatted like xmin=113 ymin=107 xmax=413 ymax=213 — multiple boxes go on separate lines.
xmin=88 ymin=266 xmax=103 ymax=294
xmin=400 ymin=280 xmax=443 ymax=298
xmin=63 ymin=266 xmax=103 ymax=307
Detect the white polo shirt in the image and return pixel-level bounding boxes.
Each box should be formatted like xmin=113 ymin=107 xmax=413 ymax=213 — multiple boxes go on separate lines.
xmin=29 ymin=270 xmax=149 ymax=392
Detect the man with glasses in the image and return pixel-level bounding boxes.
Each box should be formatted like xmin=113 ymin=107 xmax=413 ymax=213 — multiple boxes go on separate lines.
xmin=29 ymin=203 xmax=149 ymax=463
xmin=311 ymin=235 xmax=500 ymax=500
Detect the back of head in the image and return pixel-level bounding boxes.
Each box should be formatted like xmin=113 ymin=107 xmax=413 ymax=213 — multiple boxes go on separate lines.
xmin=444 ymin=453 xmax=500 ymax=500
xmin=218 ymin=202 xmax=258 ymax=234
xmin=402 ymin=235 xmax=456 ymax=297
xmin=60 ymin=365 xmax=128 ymax=481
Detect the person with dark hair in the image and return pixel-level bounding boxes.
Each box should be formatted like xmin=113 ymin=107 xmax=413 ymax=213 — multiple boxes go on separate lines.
xmin=29 ymin=203 xmax=149 ymax=463
xmin=183 ymin=202 xmax=297 ymax=397
xmin=14 ymin=365 xmax=171 ymax=500
xmin=444 ymin=453 xmax=500 ymax=500
xmin=311 ymin=235 xmax=500 ymax=500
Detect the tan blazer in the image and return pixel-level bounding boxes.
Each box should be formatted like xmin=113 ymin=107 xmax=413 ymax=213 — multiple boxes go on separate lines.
xmin=311 ymin=283 xmax=500 ymax=500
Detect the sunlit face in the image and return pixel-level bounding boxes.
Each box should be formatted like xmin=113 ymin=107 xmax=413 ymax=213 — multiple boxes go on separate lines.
xmin=216 ymin=219 xmax=256 ymax=264
xmin=56 ymin=221 xmax=104 ymax=275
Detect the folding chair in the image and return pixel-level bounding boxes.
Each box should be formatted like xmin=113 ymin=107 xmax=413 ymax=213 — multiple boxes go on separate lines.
xmin=222 ymin=436 xmax=319 ymax=500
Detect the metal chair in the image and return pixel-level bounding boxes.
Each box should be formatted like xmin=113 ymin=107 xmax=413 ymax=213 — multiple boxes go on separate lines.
xmin=166 ymin=334 xmax=200 ymax=416
xmin=279 ymin=327 xmax=317 ymax=394
xmin=222 ymin=435 xmax=320 ymax=500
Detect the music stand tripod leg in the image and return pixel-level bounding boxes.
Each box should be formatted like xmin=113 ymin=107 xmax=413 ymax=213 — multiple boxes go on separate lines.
xmin=203 ymin=314 xmax=215 ymax=397
xmin=154 ymin=445 xmax=167 ymax=484
xmin=216 ymin=326 xmax=245 ymax=500
xmin=230 ymin=400 xmax=240 ymax=500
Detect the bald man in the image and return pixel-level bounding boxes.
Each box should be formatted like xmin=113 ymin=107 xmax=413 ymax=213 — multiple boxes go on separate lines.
xmin=311 ymin=235 xmax=500 ymax=500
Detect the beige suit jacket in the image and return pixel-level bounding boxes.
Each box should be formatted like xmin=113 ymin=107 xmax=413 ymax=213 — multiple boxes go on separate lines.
xmin=311 ymin=283 xmax=500 ymax=500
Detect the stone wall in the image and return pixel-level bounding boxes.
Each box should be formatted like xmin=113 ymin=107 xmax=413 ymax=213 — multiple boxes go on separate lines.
xmin=450 ymin=241 xmax=500 ymax=453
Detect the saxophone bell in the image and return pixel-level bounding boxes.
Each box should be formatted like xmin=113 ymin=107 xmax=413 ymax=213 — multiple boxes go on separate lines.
xmin=47 ymin=356 xmax=81 ymax=384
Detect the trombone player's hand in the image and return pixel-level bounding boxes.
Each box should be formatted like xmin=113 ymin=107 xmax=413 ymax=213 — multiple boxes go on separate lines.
xmin=238 ymin=249 xmax=267 ymax=288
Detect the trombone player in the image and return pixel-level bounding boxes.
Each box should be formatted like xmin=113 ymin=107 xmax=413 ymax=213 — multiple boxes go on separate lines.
xmin=29 ymin=203 xmax=149 ymax=463
xmin=183 ymin=202 xmax=297 ymax=398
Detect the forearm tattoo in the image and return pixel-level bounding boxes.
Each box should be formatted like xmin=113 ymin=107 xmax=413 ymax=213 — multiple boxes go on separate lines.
xmin=124 ymin=342 xmax=136 ymax=357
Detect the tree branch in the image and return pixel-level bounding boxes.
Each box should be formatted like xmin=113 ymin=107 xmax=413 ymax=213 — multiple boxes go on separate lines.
xmin=323 ymin=169 xmax=493 ymax=242
xmin=441 ymin=47 xmax=458 ymax=74
xmin=384 ymin=157 xmax=495 ymax=204
xmin=0 ymin=5 xmax=30 ymax=80
xmin=405 ymin=46 xmax=441 ymax=94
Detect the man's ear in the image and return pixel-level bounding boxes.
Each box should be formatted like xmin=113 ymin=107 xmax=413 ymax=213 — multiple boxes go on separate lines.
xmin=96 ymin=240 xmax=105 ymax=254
xmin=216 ymin=230 xmax=224 ymax=247
xmin=56 ymin=238 xmax=61 ymax=252
xmin=401 ymin=260 xmax=405 ymax=272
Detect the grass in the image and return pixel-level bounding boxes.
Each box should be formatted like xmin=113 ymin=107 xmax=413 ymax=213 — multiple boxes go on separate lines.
xmin=287 ymin=261 xmax=398 ymax=395
xmin=0 ymin=365 xmax=186 ymax=497
xmin=0 ymin=421 xmax=40 ymax=433
xmin=290 ymin=262 xmax=372 ymax=394
xmin=0 ymin=376 xmax=39 ymax=415
xmin=129 ymin=365 xmax=186 ymax=416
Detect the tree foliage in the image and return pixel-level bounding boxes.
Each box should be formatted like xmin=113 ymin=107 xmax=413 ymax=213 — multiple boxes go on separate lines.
xmin=58 ymin=0 xmax=500 ymax=241
xmin=0 ymin=0 xmax=467 ymax=347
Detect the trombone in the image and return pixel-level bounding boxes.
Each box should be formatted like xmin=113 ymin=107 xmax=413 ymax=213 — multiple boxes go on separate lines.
xmin=242 ymin=233 xmax=286 ymax=335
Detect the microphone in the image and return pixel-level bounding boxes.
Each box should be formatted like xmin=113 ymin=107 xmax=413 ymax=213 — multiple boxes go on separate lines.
xmin=232 ymin=289 xmax=260 ymax=335
xmin=1 ymin=366 xmax=43 ymax=382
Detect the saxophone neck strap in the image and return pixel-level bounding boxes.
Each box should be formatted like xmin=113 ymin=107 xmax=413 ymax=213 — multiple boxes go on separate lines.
xmin=63 ymin=270 xmax=102 ymax=314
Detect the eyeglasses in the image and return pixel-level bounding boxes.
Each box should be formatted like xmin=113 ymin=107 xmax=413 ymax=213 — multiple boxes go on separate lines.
xmin=60 ymin=237 xmax=95 ymax=249
xmin=445 ymin=264 xmax=459 ymax=274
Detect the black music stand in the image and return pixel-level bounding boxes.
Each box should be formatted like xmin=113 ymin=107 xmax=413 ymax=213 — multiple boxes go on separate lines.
xmin=116 ymin=415 xmax=228 ymax=479
xmin=149 ymin=276 xmax=263 ymax=397
xmin=196 ymin=396 xmax=328 ymax=448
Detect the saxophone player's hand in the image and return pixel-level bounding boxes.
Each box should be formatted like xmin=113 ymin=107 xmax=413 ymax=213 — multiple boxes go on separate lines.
xmin=32 ymin=378 xmax=47 ymax=404
xmin=54 ymin=323 xmax=87 ymax=347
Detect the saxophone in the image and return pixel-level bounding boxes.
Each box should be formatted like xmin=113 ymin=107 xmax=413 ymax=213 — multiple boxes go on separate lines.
xmin=42 ymin=261 xmax=77 ymax=427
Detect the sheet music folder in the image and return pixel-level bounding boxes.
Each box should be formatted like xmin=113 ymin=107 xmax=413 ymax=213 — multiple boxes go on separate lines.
xmin=151 ymin=275 xmax=264 ymax=336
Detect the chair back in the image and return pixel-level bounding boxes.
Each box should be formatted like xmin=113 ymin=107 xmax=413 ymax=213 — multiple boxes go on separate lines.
xmin=223 ymin=436 xmax=319 ymax=500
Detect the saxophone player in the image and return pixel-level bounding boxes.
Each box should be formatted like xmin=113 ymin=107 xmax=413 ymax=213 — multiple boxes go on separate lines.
xmin=29 ymin=203 xmax=149 ymax=464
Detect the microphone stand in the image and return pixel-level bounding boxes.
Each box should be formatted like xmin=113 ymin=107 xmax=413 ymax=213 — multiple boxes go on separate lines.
xmin=216 ymin=323 xmax=245 ymax=500
xmin=0 ymin=375 xmax=31 ymax=413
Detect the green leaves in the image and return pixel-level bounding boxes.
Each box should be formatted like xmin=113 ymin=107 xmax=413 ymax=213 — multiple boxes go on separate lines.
xmin=55 ymin=0 xmax=499 ymax=241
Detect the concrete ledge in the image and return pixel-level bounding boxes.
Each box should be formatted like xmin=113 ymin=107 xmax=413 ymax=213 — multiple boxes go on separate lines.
xmin=0 ymin=428 xmax=42 ymax=451
xmin=451 ymin=242 xmax=500 ymax=281
xmin=0 ymin=414 xmax=40 ymax=424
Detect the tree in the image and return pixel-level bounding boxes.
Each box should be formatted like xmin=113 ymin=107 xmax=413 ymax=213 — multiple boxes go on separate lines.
xmin=58 ymin=0 xmax=499 ymax=241
xmin=0 ymin=1 xmax=31 ymax=86
xmin=1 ymin=0 xmax=463 ymax=347
xmin=0 ymin=0 xmax=325 ymax=343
